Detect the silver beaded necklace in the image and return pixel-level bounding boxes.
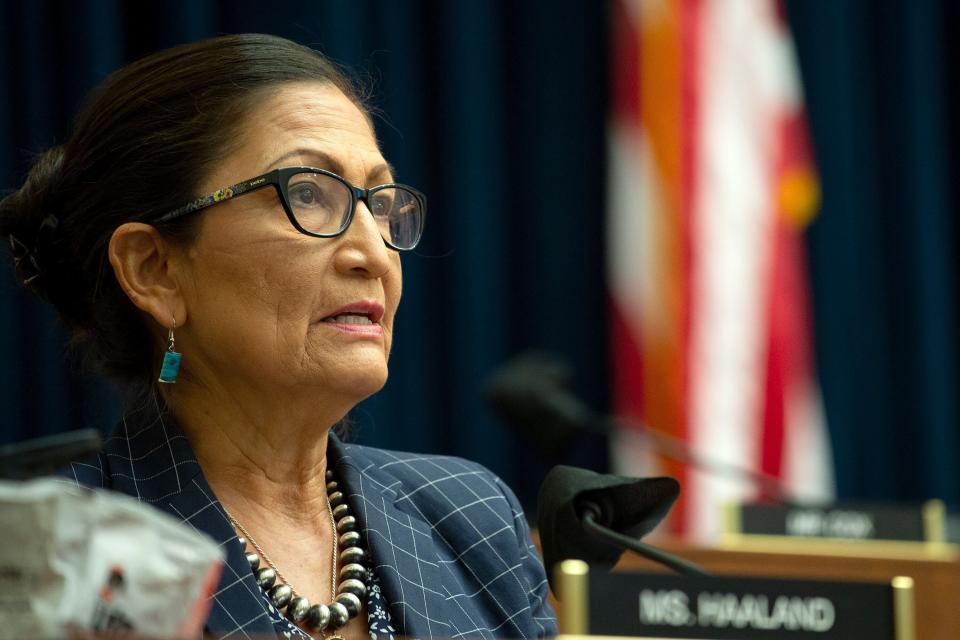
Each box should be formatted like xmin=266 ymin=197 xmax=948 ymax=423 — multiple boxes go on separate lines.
xmin=224 ymin=469 xmax=368 ymax=638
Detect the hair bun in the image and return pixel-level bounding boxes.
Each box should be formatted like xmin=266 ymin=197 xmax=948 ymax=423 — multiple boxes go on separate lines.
xmin=0 ymin=146 xmax=67 ymax=290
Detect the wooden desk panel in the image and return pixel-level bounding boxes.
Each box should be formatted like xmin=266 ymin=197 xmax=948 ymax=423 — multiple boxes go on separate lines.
xmin=538 ymin=534 xmax=960 ymax=639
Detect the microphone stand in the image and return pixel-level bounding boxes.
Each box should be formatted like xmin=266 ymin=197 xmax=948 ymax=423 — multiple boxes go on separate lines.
xmin=485 ymin=351 xmax=795 ymax=502
xmin=602 ymin=416 xmax=791 ymax=503
xmin=580 ymin=503 xmax=712 ymax=578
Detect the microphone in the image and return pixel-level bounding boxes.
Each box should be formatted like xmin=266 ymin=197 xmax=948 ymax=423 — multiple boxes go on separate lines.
xmin=0 ymin=429 xmax=103 ymax=480
xmin=484 ymin=352 xmax=592 ymax=459
xmin=537 ymin=465 xmax=710 ymax=593
xmin=486 ymin=351 xmax=791 ymax=502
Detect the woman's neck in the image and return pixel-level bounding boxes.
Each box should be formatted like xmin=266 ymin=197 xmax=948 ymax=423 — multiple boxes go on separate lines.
xmin=162 ymin=376 xmax=348 ymax=528
xmin=161 ymin=380 xmax=356 ymax=625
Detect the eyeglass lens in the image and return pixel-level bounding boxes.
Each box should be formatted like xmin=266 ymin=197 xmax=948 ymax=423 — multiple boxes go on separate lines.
xmin=285 ymin=172 xmax=422 ymax=249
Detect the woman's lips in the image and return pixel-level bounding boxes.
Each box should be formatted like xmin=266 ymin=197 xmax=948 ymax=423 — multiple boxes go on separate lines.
xmin=320 ymin=300 xmax=385 ymax=323
xmin=318 ymin=300 xmax=386 ymax=338
xmin=321 ymin=320 xmax=384 ymax=338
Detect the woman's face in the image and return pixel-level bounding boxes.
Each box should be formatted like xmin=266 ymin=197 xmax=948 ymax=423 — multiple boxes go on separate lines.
xmin=176 ymin=82 xmax=402 ymax=406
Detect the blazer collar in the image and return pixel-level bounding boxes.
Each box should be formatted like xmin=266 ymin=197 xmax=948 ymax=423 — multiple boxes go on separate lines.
xmin=118 ymin=404 xmax=453 ymax=638
xmin=117 ymin=402 xmax=275 ymax=637
xmin=158 ymin=474 xmax=276 ymax=637
xmin=330 ymin=436 xmax=453 ymax=639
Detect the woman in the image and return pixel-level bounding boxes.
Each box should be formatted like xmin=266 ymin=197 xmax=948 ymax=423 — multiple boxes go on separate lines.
xmin=0 ymin=34 xmax=555 ymax=639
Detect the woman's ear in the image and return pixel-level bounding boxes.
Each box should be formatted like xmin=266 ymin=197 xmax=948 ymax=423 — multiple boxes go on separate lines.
xmin=108 ymin=223 xmax=187 ymax=328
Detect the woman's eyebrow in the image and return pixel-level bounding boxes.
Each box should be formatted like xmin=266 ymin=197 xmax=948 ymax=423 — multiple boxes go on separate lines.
xmin=370 ymin=162 xmax=396 ymax=183
xmin=266 ymin=148 xmax=344 ymax=174
xmin=266 ymin=148 xmax=395 ymax=182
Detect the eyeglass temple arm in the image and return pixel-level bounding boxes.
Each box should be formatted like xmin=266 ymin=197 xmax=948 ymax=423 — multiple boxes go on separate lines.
xmin=151 ymin=172 xmax=279 ymax=224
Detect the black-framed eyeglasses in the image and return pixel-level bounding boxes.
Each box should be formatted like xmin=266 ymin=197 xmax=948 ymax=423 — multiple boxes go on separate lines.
xmin=150 ymin=166 xmax=426 ymax=251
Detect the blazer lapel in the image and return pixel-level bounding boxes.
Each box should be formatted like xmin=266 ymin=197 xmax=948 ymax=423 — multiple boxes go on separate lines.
xmin=331 ymin=438 xmax=453 ymax=639
xmin=116 ymin=403 xmax=274 ymax=638
xmin=116 ymin=404 xmax=469 ymax=639
xmin=155 ymin=475 xmax=276 ymax=638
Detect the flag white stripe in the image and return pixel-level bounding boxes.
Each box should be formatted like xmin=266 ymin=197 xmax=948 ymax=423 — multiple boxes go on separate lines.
xmin=687 ymin=0 xmax=779 ymax=541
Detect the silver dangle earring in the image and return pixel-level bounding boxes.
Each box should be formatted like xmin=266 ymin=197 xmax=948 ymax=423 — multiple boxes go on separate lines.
xmin=158 ymin=317 xmax=182 ymax=384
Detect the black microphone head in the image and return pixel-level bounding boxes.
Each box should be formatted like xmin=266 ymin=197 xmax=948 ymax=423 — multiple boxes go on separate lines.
xmin=484 ymin=351 xmax=595 ymax=460
xmin=537 ymin=465 xmax=680 ymax=592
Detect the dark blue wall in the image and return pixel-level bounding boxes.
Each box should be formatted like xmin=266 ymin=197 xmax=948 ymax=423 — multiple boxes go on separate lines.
xmin=0 ymin=0 xmax=610 ymax=509
xmin=3 ymin=0 xmax=959 ymax=511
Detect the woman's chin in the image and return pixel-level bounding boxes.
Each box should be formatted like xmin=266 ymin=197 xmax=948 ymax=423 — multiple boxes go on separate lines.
xmin=322 ymin=361 xmax=389 ymax=399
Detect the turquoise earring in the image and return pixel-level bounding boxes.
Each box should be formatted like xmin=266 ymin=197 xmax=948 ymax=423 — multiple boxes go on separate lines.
xmin=158 ymin=319 xmax=182 ymax=384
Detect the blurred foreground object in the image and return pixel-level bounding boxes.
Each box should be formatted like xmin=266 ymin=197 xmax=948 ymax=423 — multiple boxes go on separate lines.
xmin=0 ymin=478 xmax=223 ymax=638
xmin=607 ymin=0 xmax=832 ymax=539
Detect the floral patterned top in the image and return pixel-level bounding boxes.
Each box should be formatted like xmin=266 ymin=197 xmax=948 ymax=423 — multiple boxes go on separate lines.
xmin=260 ymin=566 xmax=397 ymax=640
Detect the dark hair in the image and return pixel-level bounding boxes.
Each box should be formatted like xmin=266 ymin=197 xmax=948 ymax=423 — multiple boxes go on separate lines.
xmin=0 ymin=34 xmax=367 ymax=391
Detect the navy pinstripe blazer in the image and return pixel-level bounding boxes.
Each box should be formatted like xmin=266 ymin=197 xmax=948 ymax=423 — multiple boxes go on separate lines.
xmin=61 ymin=401 xmax=557 ymax=639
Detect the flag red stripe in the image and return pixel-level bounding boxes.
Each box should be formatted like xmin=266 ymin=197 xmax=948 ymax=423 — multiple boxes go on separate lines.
xmin=759 ymin=101 xmax=820 ymax=482
xmin=611 ymin=0 xmax=641 ymax=123
xmin=676 ymin=0 xmax=701 ymax=532
xmin=760 ymin=223 xmax=789 ymax=481
xmin=610 ymin=300 xmax=645 ymax=425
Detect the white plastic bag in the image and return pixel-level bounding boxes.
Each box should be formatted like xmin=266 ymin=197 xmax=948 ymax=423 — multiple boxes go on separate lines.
xmin=0 ymin=478 xmax=224 ymax=639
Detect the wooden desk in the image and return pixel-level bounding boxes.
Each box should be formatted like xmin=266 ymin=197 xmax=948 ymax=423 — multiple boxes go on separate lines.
xmin=539 ymin=535 xmax=960 ymax=639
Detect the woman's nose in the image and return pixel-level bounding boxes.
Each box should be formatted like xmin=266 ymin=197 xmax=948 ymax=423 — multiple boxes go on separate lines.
xmin=333 ymin=199 xmax=392 ymax=277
